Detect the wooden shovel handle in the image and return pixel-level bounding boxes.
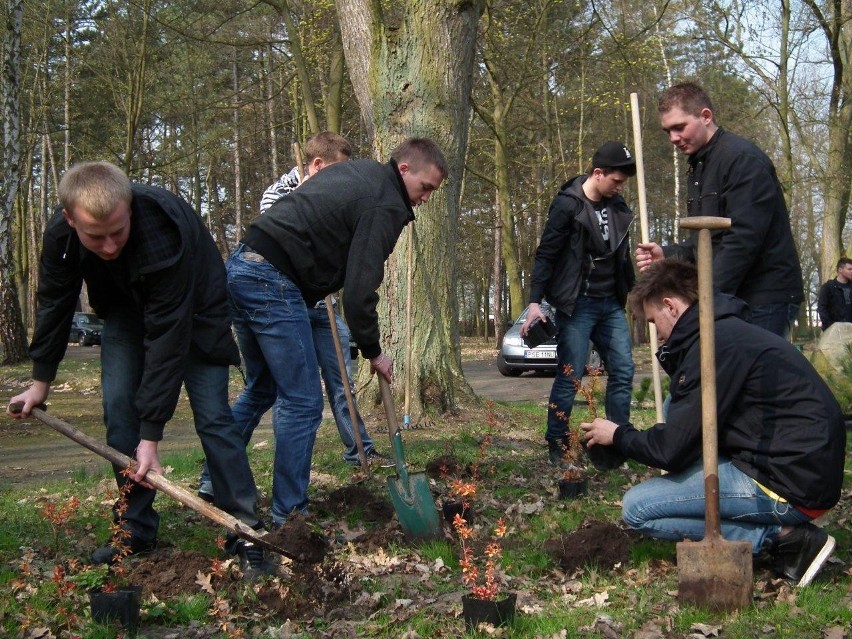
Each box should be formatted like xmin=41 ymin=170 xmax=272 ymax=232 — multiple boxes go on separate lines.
xmin=324 ymin=295 xmax=369 ymax=473
xmin=12 ymin=404 xmax=299 ymax=560
xmin=677 ymin=216 xmax=729 ymax=539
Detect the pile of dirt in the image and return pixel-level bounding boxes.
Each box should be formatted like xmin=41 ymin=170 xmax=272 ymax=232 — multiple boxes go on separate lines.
xmin=265 ymin=512 xmax=329 ymax=564
xmin=544 ymin=520 xmax=634 ymax=574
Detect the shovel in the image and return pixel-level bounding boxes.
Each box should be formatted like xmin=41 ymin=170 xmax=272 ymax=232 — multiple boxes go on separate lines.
xmin=324 ymin=295 xmax=369 ymax=473
xmin=10 ymin=403 xmax=304 ymax=562
xmin=675 ymin=216 xmax=753 ymax=611
xmin=378 ymin=377 xmax=441 ymax=540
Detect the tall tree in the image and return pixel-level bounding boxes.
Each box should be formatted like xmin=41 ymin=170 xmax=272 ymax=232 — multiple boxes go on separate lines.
xmin=1 ymin=0 xmax=30 ymax=362
xmin=801 ymin=0 xmax=852 ymax=278
xmin=334 ymin=0 xmax=485 ymax=417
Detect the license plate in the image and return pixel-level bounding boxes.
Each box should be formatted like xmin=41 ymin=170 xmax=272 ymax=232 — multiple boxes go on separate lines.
xmin=525 ymin=350 xmax=552 ymax=359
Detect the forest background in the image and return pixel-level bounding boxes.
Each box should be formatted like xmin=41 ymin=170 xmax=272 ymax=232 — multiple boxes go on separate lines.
xmin=1 ymin=0 xmax=850 ymax=419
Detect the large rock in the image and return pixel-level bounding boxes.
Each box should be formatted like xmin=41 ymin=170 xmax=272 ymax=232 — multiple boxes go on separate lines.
xmin=810 ymin=322 xmax=852 ymax=375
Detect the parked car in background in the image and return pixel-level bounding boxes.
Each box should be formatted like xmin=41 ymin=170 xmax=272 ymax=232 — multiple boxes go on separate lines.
xmin=68 ymin=312 xmax=103 ymax=346
xmin=497 ymin=303 xmax=602 ymax=377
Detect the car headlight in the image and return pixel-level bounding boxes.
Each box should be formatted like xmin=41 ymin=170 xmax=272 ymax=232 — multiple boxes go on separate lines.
xmin=503 ymin=336 xmax=524 ymax=346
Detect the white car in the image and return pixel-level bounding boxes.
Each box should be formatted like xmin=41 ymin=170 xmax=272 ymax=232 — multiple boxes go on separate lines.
xmin=496 ymin=304 xmax=602 ymax=377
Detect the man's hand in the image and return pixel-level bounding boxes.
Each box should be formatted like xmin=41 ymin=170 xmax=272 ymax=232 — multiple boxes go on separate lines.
xmin=370 ymin=353 xmax=393 ymax=384
xmin=635 ymin=242 xmax=664 ymax=272
xmin=8 ymin=382 xmax=50 ymax=418
xmin=580 ymin=417 xmax=618 ymax=447
xmin=132 ymin=439 xmax=163 ymax=486
xmin=520 ymin=303 xmax=545 ymax=338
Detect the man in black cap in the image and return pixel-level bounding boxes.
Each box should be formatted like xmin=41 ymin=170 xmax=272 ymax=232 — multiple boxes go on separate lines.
xmin=522 ymin=141 xmax=637 ymax=468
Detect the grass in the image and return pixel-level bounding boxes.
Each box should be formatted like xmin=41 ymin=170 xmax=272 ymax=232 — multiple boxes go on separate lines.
xmin=0 ymin=347 xmax=850 ymax=638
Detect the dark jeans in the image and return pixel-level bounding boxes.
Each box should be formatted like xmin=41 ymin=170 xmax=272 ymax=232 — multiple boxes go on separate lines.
xmin=749 ymin=302 xmax=799 ymax=339
xmin=226 ymin=245 xmax=323 ymax=522
xmin=546 ymin=295 xmax=634 ymax=440
xmin=101 ymin=306 xmax=260 ymax=543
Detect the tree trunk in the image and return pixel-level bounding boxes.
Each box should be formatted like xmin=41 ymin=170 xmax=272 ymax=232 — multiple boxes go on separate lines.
xmin=335 ymin=0 xmax=484 ymax=418
xmin=1 ymin=0 xmax=30 ymax=363
xmin=231 ymin=49 xmax=243 ymax=245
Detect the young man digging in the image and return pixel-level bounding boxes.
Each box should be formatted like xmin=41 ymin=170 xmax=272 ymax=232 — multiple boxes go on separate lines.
xmin=581 ymin=259 xmax=845 ymax=587
xmin=8 ymin=162 xmax=270 ymax=577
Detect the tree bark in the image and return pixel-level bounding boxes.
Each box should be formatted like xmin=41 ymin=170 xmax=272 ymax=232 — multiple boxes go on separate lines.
xmin=1 ymin=0 xmax=30 ymax=363
xmin=335 ymin=0 xmax=484 ymax=418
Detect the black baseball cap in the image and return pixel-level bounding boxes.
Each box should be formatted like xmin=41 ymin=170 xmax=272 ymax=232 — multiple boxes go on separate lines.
xmin=592 ymin=141 xmax=636 ymax=176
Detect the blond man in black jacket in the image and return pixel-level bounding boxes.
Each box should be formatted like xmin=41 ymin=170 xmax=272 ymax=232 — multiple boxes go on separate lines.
xmin=8 ymin=162 xmax=266 ymax=574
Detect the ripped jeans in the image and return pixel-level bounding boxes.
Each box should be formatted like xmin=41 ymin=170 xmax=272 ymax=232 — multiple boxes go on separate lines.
xmin=622 ymin=458 xmax=811 ymax=554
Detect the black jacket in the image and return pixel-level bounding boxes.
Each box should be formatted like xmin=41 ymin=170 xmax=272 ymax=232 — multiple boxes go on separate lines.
xmin=529 ymin=175 xmax=635 ymax=315
xmin=613 ymin=295 xmax=845 ymax=510
xmin=29 ymin=184 xmax=239 ymax=441
xmin=663 ymin=128 xmax=803 ymax=306
xmin=817 ymin=278 xmax=852 ymax=330
xmin=242 ymin=158 xmax=414 ymax=359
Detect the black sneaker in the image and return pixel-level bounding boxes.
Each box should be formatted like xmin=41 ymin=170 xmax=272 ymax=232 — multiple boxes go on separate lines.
xmin=197 ymin=490 xmax=214 ymax=504
xmin=92 ymin=536 xmax=156 ymax=565
xmin=547 ymin=437 xmax=570 ymax=469
xmin=770 ymin=523 xmax=836 ymax=587
xmin=232 ymin=539 xmax=274 ymax=580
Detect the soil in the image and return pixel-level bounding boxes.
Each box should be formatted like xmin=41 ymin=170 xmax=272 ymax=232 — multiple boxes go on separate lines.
xmin=264 ymin=512 xmax=329 ymax=564
xmin=544 ymin=520 xmax=636 ymax=574
xmin=313 ymin=484 xmax=395 ymax=523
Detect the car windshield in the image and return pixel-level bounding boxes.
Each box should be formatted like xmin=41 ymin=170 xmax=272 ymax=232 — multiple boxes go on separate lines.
xmin=77 ymin=314 xmax=104 ymax=329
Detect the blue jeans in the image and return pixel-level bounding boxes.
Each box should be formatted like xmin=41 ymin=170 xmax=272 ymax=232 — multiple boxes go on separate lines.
xmin=101 ymin=306 xmax=260 ymax=543
xmin=622 ymin=459 xmax=810 ymax=553
xmin=227 ymin=245 xmax=323 ymax=523
xmin=749 ymin=302 xmax=799 ymax=339
xmin=199 ymin=300 xmax=376 ymax=487
xmin=308 ymin=303 xmax=376 ymax=463
xmin=546 ymin=296 xmax=634 ymax=440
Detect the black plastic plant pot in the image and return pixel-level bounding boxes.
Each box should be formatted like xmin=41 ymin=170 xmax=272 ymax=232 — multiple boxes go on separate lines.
xmin=442 ymin=501 xmax=473 ymax=525
xmin=558 ymin=478 xmax=588 ymax=500
xmin=461 ymin=592 xmax=517 ymax=630
xmin=89 ymin=586 xmax=142 ymax=635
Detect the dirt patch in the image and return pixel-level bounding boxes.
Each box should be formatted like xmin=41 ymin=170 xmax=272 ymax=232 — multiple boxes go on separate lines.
xmin=129 ymin=549 xmax=225 ymax=599
xmin=265 ymin=512 xmax=329 ymax=564
xmin=315 ymin=484 xmax=395 ymax=523
xmin=349 ymin=523 xmax=405 ymax=552
xmin=544 ymin=520 xmax=634 ymax=574
xmin=425 ymin=454 xmax=464 ymax=479
xmin=128 ymin=546 xmax=353 ymax=622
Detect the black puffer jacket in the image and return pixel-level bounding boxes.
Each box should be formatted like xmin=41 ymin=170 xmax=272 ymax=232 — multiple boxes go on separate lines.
xmin=613 ymin=295 xmax=845 ymax=510
xmin=663 ymin=128 xmax=803 ymax=306
xmin=817 ymin=279 xmax=852 ymax=329
xmin=29 ymin=185 xmax=239 ymax=441
xmin=242 ymin=158 xmax=414 ymax=360
xmin=529 ymin=176 xmax=635 ymax=315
